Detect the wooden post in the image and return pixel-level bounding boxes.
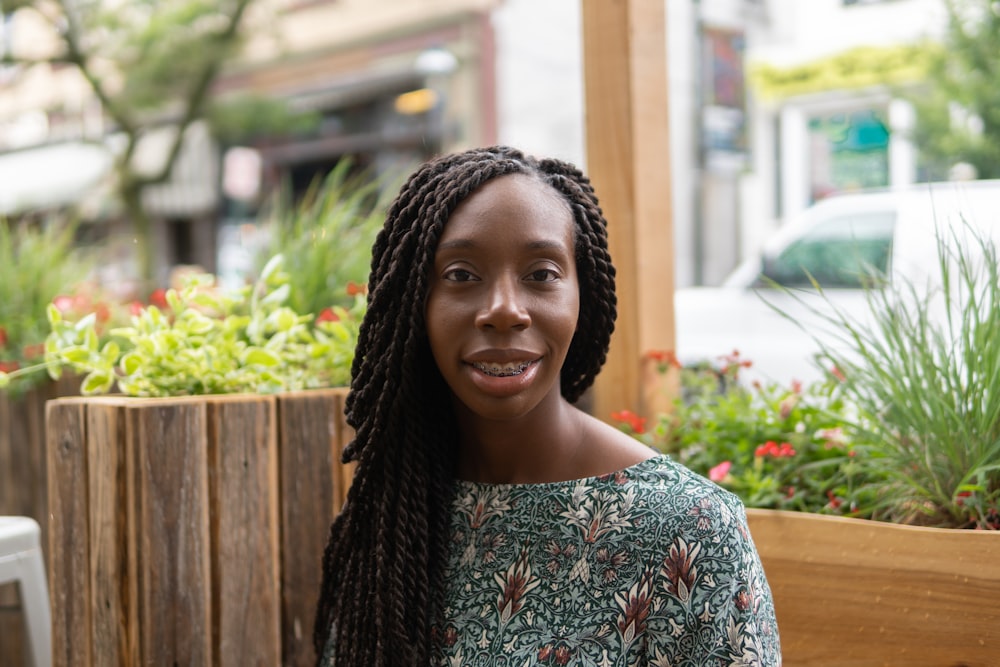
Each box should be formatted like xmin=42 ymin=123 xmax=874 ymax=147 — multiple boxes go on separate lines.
xmin=582 ymin=0 xmax=679 ymax=422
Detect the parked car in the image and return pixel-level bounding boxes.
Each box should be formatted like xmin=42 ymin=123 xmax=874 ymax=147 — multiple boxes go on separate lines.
xmin=674 ymin=179 xmax=1000 ymax=388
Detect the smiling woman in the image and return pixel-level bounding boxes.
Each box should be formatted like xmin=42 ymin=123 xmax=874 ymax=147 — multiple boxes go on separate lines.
xmin=313 ymin=146 xmax=781 ymax=666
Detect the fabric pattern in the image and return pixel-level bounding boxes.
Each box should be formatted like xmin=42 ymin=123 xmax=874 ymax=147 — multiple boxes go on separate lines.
xmin=430 ymin=456 xmax=781 ymax=667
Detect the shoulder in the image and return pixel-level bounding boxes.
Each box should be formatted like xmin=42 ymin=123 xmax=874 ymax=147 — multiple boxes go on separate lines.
xmin=618 ymin=456 xmax=752 ymax=546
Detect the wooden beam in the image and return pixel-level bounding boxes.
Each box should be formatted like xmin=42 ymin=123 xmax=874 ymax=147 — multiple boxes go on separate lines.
xmin=582 ymin=0 xmax=678 ymax=423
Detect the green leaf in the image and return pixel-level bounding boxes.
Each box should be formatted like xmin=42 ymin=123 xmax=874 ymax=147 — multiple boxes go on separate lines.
xmin=82 ymin=370 xmax=115 ymax=395
xmin=259 ymin=253 xmax=284 ymax=283
xmin=120 ymin=352 xmax=144 ymax=376
xmin=243 ymin=348 xmax=280 ymax=367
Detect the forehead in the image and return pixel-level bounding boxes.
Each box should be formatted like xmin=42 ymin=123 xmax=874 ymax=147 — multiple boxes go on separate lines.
xmin=439 ymin=173 xmax=574 ymax=242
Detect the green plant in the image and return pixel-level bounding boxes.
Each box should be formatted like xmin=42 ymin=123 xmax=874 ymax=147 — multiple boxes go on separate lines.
xmin=783 ymin=225 xmax=1000 ymax=529
xmin=617 ymin=352 xmax=881 ymax=516
xmin=257 ymin=160 xmax=396 ymax=314
xmin=0 ymin=254 xmax=363 ymax=397
xmin=0 ymin=217 xmax=96 ymax=391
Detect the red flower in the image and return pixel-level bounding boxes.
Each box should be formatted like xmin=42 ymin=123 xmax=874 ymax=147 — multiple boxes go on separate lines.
xmin=538 ymin=645 xmax=553 ymax=661
xmin=149 ymin=288 xmax=169 ymax=309
xmin=826 ymin=490 xmax=843 ymax=509
xmin=129 ymin=300 xmax=145 ymax=316
xmin=554 ymin=645 xmax=571 ymax=666
xmin=645 ymin=349 xmax=681 ymax=369
xmin=94 ymin=302 xmax=111 ymax=323
xmin=346 ymin=281 xmax=367 ymax=297
xmin=830 ymin=366 xmax=846 ymax=382
xmin=0 ymin=326 xmax=7 ymax=349
xmin=754 ymin=441 xmax=797 ymax=458
xmin=317 ymin=307 xmax=340 ymax=323
xmin=610 ymin=409 xmax=646 ymax=434
xmin=0 ymin=360 xmax=19 ymax=373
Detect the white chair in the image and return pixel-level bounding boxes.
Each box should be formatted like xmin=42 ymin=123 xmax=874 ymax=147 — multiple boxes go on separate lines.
xmin=0 ymin=517 xmax=51 ymax=667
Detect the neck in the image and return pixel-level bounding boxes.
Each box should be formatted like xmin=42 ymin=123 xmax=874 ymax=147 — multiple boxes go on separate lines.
xmin=453 ymin=397 xmax=586 ymax=484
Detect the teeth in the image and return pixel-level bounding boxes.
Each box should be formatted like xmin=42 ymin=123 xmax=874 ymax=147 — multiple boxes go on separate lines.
xmin=473 ymin=361 xmax=532 ymax=377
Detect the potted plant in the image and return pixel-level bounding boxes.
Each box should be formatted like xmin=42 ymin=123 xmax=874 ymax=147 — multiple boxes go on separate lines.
xmin=614 ymin=227 xmax=1000 ymax=665
xmin=11 ymin=254 xmax=365 ymax=667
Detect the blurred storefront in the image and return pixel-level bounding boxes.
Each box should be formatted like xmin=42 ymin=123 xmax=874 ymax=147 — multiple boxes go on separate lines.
xmin=0 ymin=0 xmax=498 ymax=285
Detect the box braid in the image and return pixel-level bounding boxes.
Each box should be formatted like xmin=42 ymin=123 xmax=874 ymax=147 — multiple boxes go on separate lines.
xmin=313 ymin=146 xmax=618 ymax=666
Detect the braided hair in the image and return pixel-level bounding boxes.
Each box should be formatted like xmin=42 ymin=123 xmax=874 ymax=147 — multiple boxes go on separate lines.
xmin=313 ymin=146 xmax=618 ymax=666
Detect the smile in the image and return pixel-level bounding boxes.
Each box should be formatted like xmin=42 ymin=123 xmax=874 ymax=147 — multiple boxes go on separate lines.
xmin=471 ymin=360 xmax=535 ymax=377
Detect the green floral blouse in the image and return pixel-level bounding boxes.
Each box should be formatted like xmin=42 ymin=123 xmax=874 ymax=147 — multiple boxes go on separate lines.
xmin=430 ymin=455 xmax=781 ymax=667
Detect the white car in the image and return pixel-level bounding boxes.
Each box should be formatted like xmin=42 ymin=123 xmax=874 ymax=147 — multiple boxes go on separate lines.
xmin=674 ymin=179 xmax=1000 ymax=388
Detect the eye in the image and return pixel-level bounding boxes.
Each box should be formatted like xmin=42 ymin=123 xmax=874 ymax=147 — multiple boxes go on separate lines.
xmin=443 ymin=268 xmax=478 ymax=282
xmin=527 ymin=268 xmax=560 ymax=282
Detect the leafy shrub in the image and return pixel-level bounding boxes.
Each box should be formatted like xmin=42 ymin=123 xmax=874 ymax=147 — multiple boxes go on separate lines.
xmin=0 ymin=255 xmax=363 ymax=396
xmin=0 ymin=217 xmax=96 ymax=391
xmin=617 ymin=352 xmax=882 ymax=517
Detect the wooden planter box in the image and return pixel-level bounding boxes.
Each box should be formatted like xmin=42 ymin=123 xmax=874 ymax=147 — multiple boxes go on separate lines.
xmin=0 ymin=376 xmax=79 ymax=665
xmin=746 ymin=509 xmax=1000 ymax=666
xmin=45 ymin=389 xmax=354 ymax=667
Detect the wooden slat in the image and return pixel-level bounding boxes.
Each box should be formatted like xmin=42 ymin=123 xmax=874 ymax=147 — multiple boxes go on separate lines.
xmin=46 ymin=400 xmax=92 ymax=667
xmin=86 ymin=401 xmax=135 ymax=667
xmin=746 ymin=509 xmax=1000 ymax=666
xmin=582 ymin=0 xmax=678 ymax=421
xmin=206 ymin=397 xmax=281 ymax=667
xmin=276 ymin=390 xmax=342 ymax=667
xmin=127 ymin=402 xmax=213 ymax=666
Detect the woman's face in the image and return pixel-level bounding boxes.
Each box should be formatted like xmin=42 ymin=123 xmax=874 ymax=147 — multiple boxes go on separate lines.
xmin=425 ymin=174 xmax=580 ymax=425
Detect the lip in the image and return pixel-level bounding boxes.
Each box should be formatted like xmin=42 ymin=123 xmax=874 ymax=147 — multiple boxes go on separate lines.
xmin=463 ymin=349 xmax=543 ymax=398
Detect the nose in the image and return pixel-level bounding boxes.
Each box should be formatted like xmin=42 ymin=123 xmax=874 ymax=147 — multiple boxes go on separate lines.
xmin=475 ymin=276 xmax=531 ymax=330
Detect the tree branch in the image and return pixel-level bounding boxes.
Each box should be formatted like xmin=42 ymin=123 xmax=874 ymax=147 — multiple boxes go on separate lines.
xmin=142 ymin=0 xmax=255 ymax=187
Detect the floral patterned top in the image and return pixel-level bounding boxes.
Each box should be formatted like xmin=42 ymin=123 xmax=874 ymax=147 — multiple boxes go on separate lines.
xmin=430 ymin=455 xmax=781 ymax=667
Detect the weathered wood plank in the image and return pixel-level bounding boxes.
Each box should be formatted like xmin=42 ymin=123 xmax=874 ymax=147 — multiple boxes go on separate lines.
xmin=127 ymin=402 xmax=213 ymax=666
xmin=86 ymin=402 xmax=135 ymax=667
xmin=276 ymin=390 xmax=342 ymax=667
xmin=46 ymin=400 xmax=91 ymax=667
xmin=747 ymin=509 xmax=1000 ymax=666
xmin=206 ymin=397 xmax=281 ymax=667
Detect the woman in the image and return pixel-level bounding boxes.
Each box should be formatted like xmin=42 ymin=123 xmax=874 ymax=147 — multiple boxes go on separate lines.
xmin=315 ymin=146 xmax=780 ymax=666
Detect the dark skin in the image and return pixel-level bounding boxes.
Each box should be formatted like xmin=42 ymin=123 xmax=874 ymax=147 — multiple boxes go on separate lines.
xmin=425 ymin=173 xmax=653 ymax=485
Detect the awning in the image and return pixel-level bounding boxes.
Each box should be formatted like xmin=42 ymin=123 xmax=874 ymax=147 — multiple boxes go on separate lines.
xmin=0 ymin=122 xmax=219 ymax=219
xmin=0 ymin=142 xmax=113 ymax=216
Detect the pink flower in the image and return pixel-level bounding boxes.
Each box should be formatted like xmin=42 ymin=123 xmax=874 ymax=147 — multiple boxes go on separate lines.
xmin=708 ymin=461 xmax=732 ymax=483
xmin=53 ymin=295 xmax=75 ymax=312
